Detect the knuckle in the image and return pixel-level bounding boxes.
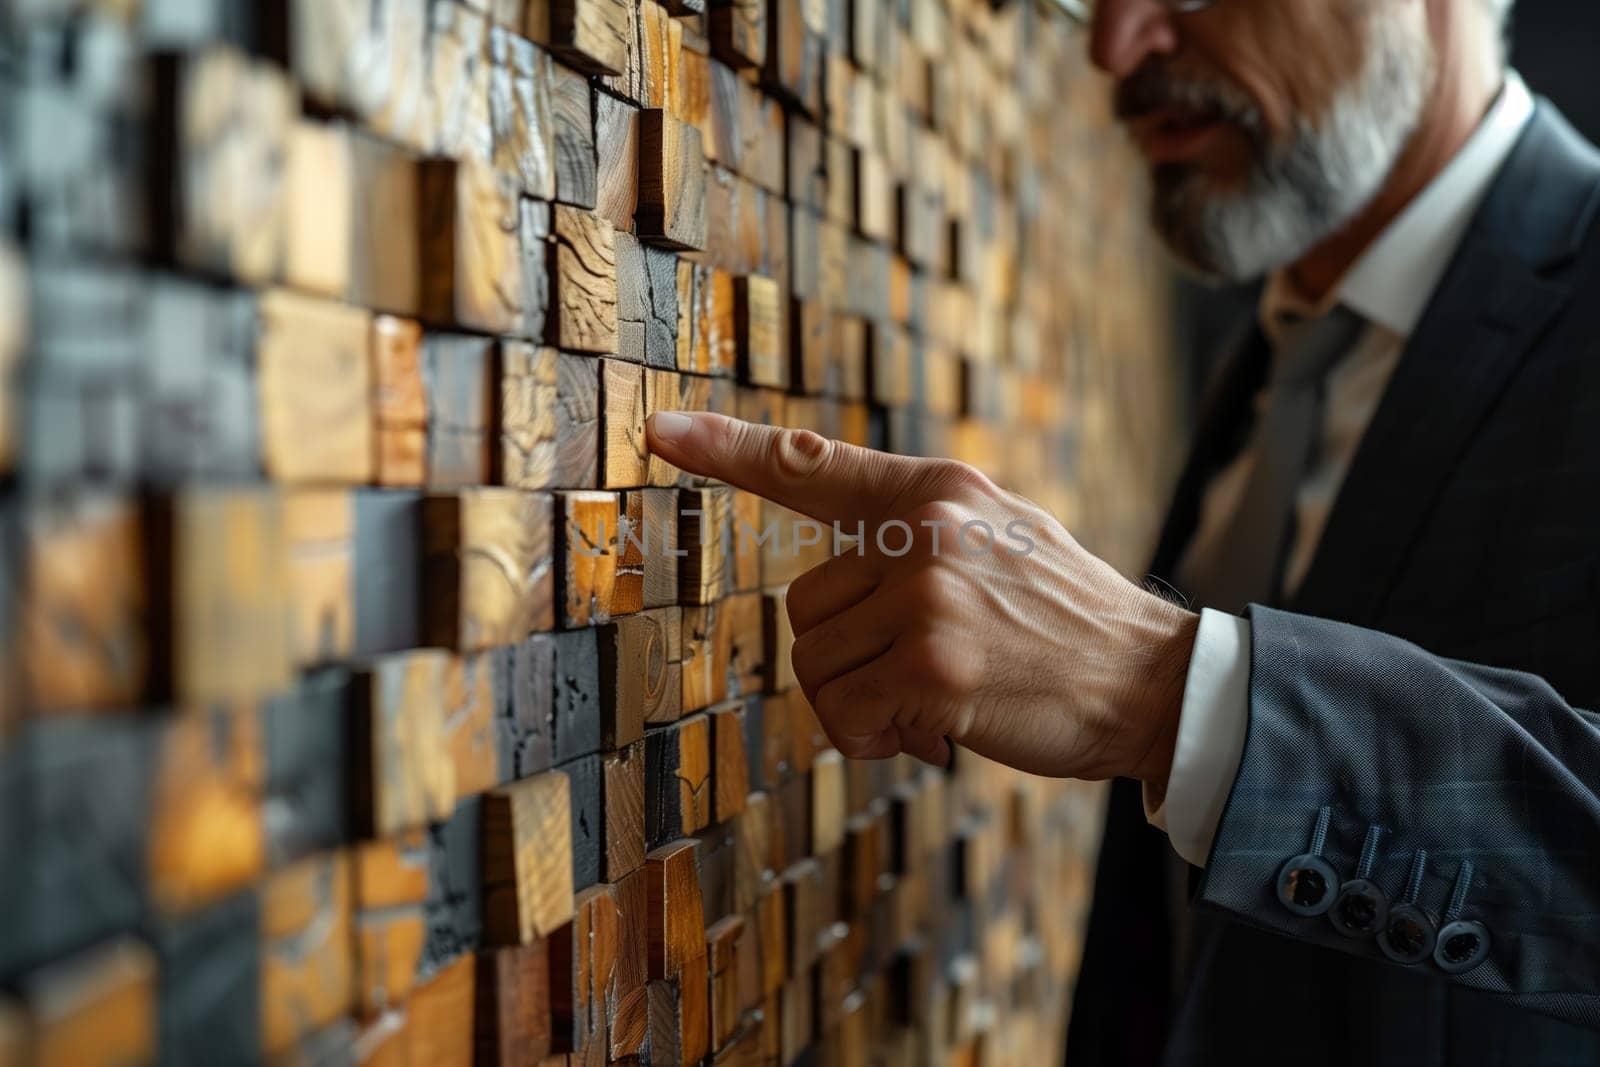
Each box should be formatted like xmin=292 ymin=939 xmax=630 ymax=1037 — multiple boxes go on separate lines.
xmin=771 ymin=428 xmax=832 ymax=480
xmin=931 ymin=460 xmax=993 ymax=497
xmin=904 ymin=566 xmax=961 ymax=616
xmin=908 ymin=498 xmax=968 ymax=532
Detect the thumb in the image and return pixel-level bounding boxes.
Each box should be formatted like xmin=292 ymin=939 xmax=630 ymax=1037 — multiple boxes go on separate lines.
xmin=645 ymin=411 xmax=944 ymax=526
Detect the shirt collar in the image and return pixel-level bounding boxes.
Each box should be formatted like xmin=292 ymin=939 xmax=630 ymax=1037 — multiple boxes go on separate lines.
xmin=1261 ymin=71 xmax=1535 ymax=340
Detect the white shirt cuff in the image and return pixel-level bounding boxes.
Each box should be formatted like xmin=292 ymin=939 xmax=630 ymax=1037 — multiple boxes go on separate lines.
xmin=1144 ymin=608 xmax=1252 ymax=867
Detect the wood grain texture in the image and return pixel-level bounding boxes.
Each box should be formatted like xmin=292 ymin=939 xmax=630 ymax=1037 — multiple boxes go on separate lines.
xmin=483 ymin=771 xmax=576 ymax=944
xmin=644 ymin=368 xmax=684 ymax=487
xmin=734 ymin=274 xmax=784 ymax=388
xmin=644 ymin=840 xmax=705 ymax=980
xmin=672 ymin=720 xmax=709 ymax=842
xmin=258 ymin=289 xmax=374 ymax=484
xmin=550 ymin=206 xmax=619 ymax=354
xmin=520 ymin=197 xmax=553 ymax=340
xmin=648 ymin=952 xmax=710 ymax=1067
xmin=491 ymin=28 xmax=557 ymax=200
xmin=600 ymin=358 xmax=649 ymax=488
xmin=679 ymin=486 xmax=731 ymax=605
xmin=729 ymin=490 xmax=763 ymax=592
xmin=724 ymin=591 xmax=765 ymax=698
xmin=553 ymin=351 xmax=602 ymax=488
xmin=424 ymin=0 xmax=492 ymax=160
xmin=614 ymin=489 xmax=648 ymax=617
xmin=682 ymin=601 xmax=731 ymax=714
xmin=260 ymin=851 xmax=354 ymax=1056
xmin=638 ymin=109 xmax=708 ymax=251
xmin=711 ymin=701 xmax=751 ymax=823
xmin=735 ymin=791 xmax=773 ymax=914
xmin=475 ymin=940 xmax=552 ymax=1065
xmin=531 ymin=0 xmax=632 ymax=75
xmin=640 ymin=489 xmax=682 ymax=605
xmin=549 ymin=884 xmax=609 ymax=1055
xmin=495 ymin=341 xmax=559 ymax=490
xmin=639 ymin=1 xmax=685 ymax=112
xmin=593 ymin=93 xmax=640 ymax=234
xmin=351 ymin=831 xmax=429 ymax=1017
xmin=603 ymin=608 xmax=682 ymax=738
xmin=602 ymin=741 xmax=648 ymax=882
xmin=557 ymin=490 xmax=620 ymax=627
xmin=610 ymin=867 xmax=651 ymax=1059
xmin=421 ymin=488 xmax=554 ymax=650
xmin=418 ymin=156 xmax=523 ymax=337
xmin=707 ymin=914 xmax=745 ymax=1051
xmin=549 ymin=62 xmax=598 ymax=208
xmin=353 ymin=651 xmax=457 ymax=837
xmin=616 ymin=233 xmax=680 ymax=369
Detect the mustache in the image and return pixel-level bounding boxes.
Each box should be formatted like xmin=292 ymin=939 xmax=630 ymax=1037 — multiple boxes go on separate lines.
xmin=1114 ymin=64 xmax=1266 ymax=137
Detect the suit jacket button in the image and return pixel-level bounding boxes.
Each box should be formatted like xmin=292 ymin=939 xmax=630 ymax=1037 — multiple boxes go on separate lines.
xmin=1378 ymin=903 xmax=1436 ymax=964
xmin=1277 ymin=854 xmax=1339 ymax=916
xmin=1434 ymin=919 xmax=1491 ymax=974
xmin=1330 ymin=878 xmax=1389 ymax=937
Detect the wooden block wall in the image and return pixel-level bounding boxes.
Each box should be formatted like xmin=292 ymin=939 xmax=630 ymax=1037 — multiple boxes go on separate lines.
xmin=0 ymin=0 xmax=1179 ymax=1064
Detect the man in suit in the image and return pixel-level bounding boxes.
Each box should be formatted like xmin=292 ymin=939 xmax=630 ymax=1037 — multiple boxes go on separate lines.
xmin=642 ymin=0 xmax=1600 ymax=1061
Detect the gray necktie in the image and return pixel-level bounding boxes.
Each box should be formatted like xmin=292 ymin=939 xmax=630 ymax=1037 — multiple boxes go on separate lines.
xmin=1181 ymin=305 xmax=1367 ymax=614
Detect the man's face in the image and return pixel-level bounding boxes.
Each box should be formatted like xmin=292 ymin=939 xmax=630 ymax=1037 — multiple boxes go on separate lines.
xmin=1092 ymin=0 xmax=1437 ymax=280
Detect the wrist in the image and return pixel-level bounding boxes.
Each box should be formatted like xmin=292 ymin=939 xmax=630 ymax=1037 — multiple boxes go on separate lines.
xmin=1122 ymin=597 xmax=1200 ymax=786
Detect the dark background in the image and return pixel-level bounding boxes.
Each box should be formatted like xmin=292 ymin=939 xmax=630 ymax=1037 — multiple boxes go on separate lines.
xmin=1176 ymin=0 xmax=1600 ymax=404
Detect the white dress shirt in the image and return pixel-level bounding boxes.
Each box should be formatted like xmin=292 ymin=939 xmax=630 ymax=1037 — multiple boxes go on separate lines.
xmin=1147 ymin=73 xmax=1537 ymax=867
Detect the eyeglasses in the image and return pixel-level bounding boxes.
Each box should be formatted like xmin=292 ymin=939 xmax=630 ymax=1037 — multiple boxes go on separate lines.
xmin=1054 ymin=0 xmax=1219 ymax=27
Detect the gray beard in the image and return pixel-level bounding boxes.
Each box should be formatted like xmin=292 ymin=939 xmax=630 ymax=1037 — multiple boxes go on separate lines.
xmin=1154 ymin=11 xmax=1436 ymax=282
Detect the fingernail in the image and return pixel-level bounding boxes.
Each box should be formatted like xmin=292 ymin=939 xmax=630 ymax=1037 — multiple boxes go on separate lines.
xmin=651 ymin=412 xmax=694 ymax=441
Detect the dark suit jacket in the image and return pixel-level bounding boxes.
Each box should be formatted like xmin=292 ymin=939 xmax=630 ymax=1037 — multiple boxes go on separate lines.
xmin=1067 ymin=100 xmax=1600 ymax=1065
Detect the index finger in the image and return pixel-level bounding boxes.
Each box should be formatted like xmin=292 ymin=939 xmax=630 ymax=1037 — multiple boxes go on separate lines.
xmin=645 ymin=411 xmax=944 ymax=527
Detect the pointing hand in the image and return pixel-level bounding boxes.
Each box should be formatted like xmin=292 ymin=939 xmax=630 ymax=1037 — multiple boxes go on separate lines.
xmin=646 ymin=411 xmax=1199 ymax=785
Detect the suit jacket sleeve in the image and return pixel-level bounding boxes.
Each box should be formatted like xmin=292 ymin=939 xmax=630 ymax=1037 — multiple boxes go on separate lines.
xmin=1196 ymin=605 xmax=1600 ymax=1027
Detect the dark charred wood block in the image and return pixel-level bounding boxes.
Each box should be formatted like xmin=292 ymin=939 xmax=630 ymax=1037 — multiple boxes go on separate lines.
xmin=551 ymin=627 xmax=603 ymax=764
xmin=558 ymin=752 xmax=604 ymax=892
xmin=351 ymin=489 xmax=423 ymax=657
xmin=262 ymin=667 xmax=350 ymax=867
xmin=151 ymin=891 xmax=261 ymax=1067
xmin=491 ymin=632 xmax=556 ymax=781
xmin=0 ymin=717 xmax=156 ymax=982
xmin=419 ymin=795 xmax=484 ymax=980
